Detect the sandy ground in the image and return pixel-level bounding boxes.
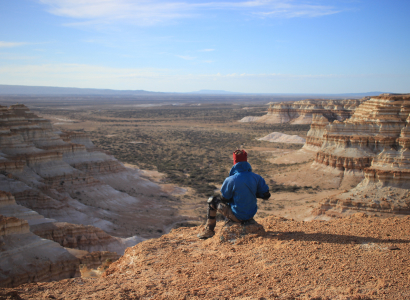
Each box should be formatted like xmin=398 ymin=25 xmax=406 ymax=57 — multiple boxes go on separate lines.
xmin=257 ymin=190 xmax=342 ymax=221
xmin=4 ymin=214 xmax=410 ymax=299
xmin=269 ymin=148 xmax=316 ymax=164
xmin=271 ymin=160 xmax=362 ymax=192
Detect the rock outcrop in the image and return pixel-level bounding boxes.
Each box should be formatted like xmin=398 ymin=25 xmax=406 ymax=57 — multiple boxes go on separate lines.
xmin=0 ymin=191 xmax=122 ymax=288
xmin=0 ymin=214 xmax=79 ymax=288
xmin=257 ymin=132 xmax=305 ymax=144
xmin=315 ymin=94 xmax=410 ymax=173
xmin=0 ymin=213 xmax=120 ymax=288
xmin=30 ymin=222 xmax=136 ymax=254
xmin=310 ymin=94 xmax=410 ymax=216
xmin=238 ymin=116 xmax=261 ymax=122
xmin=303 ymin=114 xmax=330 ymax=151
xmin=255 ymin=98 xmax=367 ymax=124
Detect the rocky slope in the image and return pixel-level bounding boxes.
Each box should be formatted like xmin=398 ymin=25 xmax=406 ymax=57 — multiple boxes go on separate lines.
xmin=0 ymin=214 xmax=77 ymax=288
xmin=0 ymin=191 xmax=121 ymax=288
xmin=2 ymin=215 xmax=409 ymax=299
xmin=0 ymin=212 xmax=119 ymax=288
xmin=255 ymin=98 xmax=367 ymax=124
xmin=305 ymin=94 xmax=410 ymax=216
xmin=0 ymin=104 xmax=185 ymax=287
xmin=0 ymin=104 xmax=182 ymax=238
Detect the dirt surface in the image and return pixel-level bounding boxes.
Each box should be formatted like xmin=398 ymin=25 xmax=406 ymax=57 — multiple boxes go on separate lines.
xmin=3 ymin=214 xmax=409 ymax=299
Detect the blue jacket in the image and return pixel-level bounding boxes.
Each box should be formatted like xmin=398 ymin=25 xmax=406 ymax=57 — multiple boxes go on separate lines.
xmin=220 ymin=161 xmax=269 ymax=221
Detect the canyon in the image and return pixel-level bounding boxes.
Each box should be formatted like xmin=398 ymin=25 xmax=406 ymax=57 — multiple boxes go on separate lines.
xmin=0 ymin=104 xmax=186 ymax=287
xmin=1 ymin=94 xmax=409 ymax=298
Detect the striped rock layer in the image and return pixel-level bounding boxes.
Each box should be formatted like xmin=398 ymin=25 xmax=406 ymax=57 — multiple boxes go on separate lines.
xmin=311 ymin=94 xmax=410 ymax=216
xmin=0 ymin=104 xmax=181 ymax=287
xmin=257 ymin=98 xmax=367 ymax=124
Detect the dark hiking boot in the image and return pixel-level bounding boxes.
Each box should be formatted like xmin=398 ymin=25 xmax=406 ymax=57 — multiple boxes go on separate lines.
xmin=197 ymin=228 xmax=215 ymax=239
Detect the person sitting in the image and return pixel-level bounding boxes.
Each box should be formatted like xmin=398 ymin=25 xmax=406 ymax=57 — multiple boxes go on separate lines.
xmin=198 ymin=149 xmax=270 ymax=239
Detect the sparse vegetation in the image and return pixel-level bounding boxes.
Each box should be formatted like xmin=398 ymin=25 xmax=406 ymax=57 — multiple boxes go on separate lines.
xmin=34 ymin=102 xmax=310 ymax=197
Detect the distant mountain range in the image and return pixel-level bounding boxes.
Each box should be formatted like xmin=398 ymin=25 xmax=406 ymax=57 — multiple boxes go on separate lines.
xmin=0 ymin=84 xmax=161 ymax=96
xmin=0 ymin=84 xmax=386 ymax=98
xmin=189 ymin=89 xmax=242 ymax=95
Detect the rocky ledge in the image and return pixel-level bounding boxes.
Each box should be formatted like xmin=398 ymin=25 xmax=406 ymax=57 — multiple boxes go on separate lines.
xmin=2 ymin=215 xmax=409 ymax=299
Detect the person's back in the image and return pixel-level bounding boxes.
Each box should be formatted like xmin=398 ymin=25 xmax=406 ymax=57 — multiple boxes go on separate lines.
xmin=221 ymin=161 xmax=269 ymax=221
xmin=198 ymin=150 xmax=270 ymax=239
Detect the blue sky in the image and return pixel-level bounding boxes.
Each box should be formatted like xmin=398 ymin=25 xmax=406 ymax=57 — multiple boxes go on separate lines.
xmin=0 ymin=0 xmax=409 ymax=93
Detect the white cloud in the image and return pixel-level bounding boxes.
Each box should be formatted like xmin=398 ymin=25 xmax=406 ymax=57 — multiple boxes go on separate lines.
xmin=199 ymin=49 xmax=215 ymax=52
xmin=0 ymin=42 xmax=28 ymax=48
xmin=38 ymin=0 xmax=341 ymax=26
xmin=176 ymin=55 xmax=196 ymax=60
xmin=254 ymin=4 xmax=340 ymax=18
xmin=39 ymin=0 xmax=195 ymax=26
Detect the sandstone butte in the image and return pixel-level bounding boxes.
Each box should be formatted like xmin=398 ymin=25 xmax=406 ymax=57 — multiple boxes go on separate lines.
xmin=1 ymin=215 xmax=409 ymax=299
xmin=0 ymin=104 xmax=186 ymax=287
xmin=242 ymin=98 xmax=369 ymax=125
xmin=300 ymin=94 xmax=410 ymax=217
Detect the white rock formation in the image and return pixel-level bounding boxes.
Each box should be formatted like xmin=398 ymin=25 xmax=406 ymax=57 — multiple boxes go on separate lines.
xmin=238 ymin=116 xmax=261 ymax=122
xmin=258 ymin=132 xmax=306 ymax=144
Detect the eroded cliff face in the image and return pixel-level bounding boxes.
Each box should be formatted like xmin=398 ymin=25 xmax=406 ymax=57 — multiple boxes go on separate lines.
xmin=311 ymin=94 xmax=410 ymax=216
xmin=0 ymin=191 xmax=121 ymax=288
xmin=0 ymin=104 xmax=181 ymax=238
xmin=303 ymin=114 xmax=330 ymax=151
xmin=0 ymin=213 xmax=80 ymax=288
xmin=0 ymin=104 xmax=184 ymax=287
xmin=30 ymin=222 xmax=132 ymax=254
xmin=315 ymin=94 xmax=410 ymax=173
xmin=256 ymin=98 xmax=367 ymax=124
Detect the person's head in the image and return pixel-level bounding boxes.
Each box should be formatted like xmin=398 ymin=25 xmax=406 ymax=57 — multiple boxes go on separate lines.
xmin=233 ymin=149 xmax=247 ymax=165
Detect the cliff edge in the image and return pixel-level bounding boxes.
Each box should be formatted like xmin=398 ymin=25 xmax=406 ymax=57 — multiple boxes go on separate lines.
xmin=2 ymin=215 xmax=409 ymax=299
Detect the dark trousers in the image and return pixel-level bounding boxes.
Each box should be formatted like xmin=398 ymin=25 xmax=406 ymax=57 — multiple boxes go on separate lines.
xmin=206 ymin=201 xmax=241 ymax=231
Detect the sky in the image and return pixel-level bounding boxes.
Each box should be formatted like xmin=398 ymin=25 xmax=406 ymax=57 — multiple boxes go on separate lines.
xmin=0 ymin=0 xmax=409 ymax=93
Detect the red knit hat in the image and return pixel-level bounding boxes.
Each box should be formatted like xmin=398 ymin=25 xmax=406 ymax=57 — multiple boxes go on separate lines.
xmin=233 ymin=149 xmax=247 ymax=165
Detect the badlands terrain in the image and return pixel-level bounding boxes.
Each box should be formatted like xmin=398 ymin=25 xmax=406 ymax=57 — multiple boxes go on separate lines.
xmin=240 ymin=98 xmax=368 ymax=125
xmin=0 ymin=93 xmax=409 ymax=298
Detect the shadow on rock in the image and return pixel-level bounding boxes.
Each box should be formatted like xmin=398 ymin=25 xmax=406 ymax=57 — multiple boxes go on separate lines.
xmin=265 ymin=231 xmax=410 ymax=245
